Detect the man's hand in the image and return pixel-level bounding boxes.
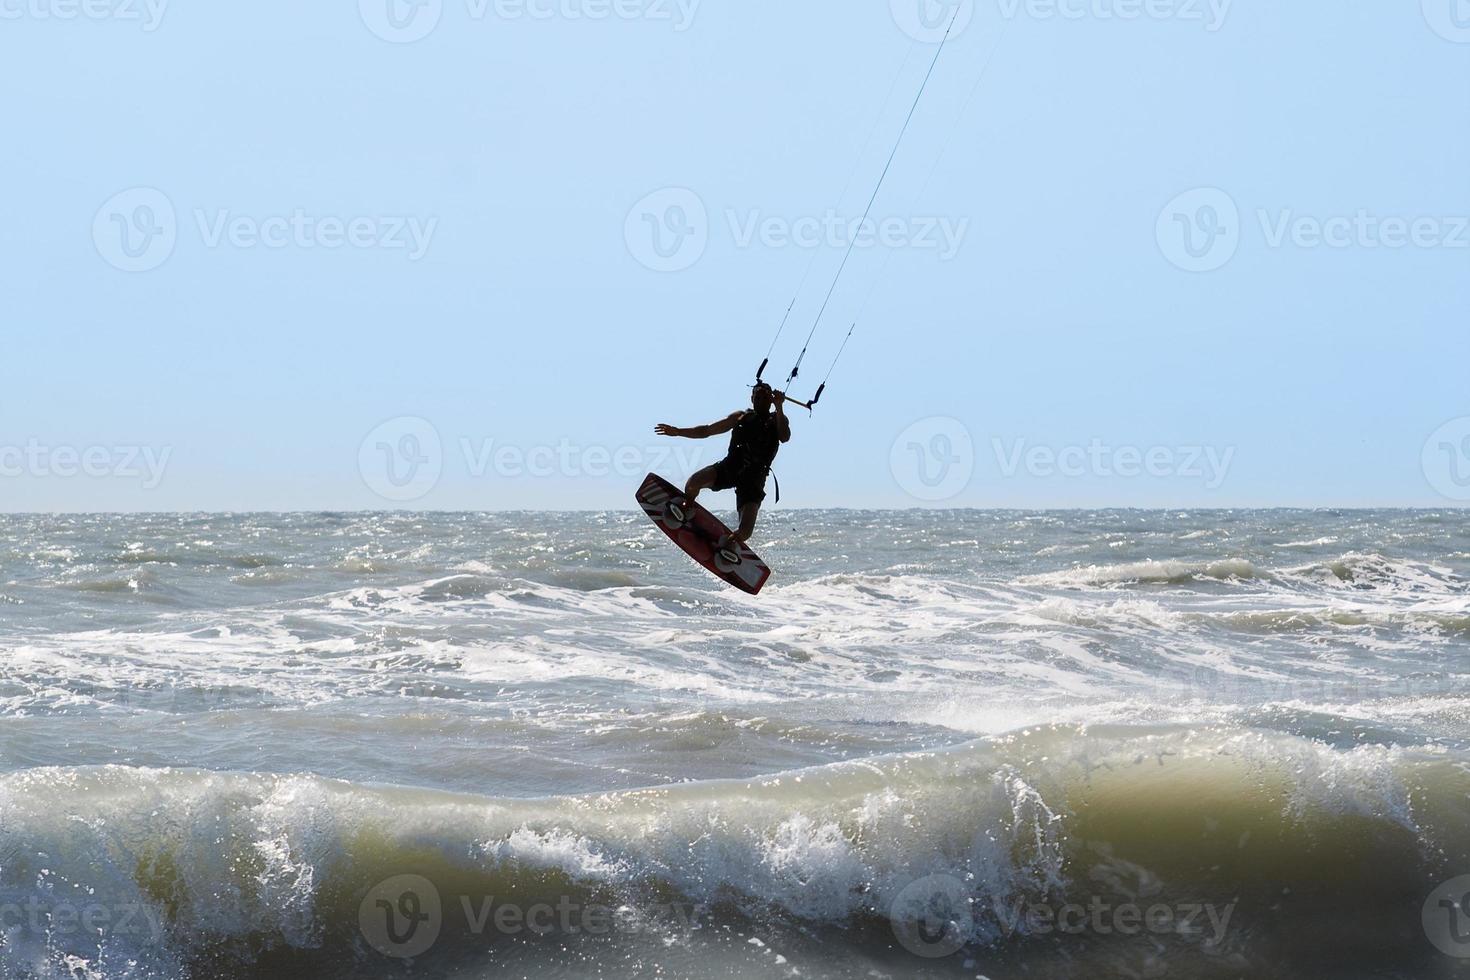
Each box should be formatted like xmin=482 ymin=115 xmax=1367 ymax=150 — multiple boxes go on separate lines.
xmin=655 ymin=423 xmax=683 ymax=438
xmin=773 ymin=392 xmax=792 ymax=443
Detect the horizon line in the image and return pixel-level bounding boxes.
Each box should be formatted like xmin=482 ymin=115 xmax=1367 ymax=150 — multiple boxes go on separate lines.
xmin=1 ymin=505 xmax=1464 ymax=517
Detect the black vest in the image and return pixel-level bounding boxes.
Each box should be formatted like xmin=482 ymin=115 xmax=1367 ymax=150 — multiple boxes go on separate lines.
xmin=728 ymin=411 xmax=780 ymax=472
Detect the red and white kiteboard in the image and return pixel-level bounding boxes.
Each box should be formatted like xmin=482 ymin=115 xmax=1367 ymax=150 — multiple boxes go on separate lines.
xmin=636 ymin=472 xmax=772 ymax=595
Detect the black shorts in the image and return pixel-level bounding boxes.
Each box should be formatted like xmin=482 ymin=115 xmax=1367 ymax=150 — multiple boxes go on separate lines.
xmin=710 ymin=457 xmax=767 ymax=509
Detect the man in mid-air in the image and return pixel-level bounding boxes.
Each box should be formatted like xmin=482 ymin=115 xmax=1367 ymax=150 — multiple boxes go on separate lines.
xmin=655 ymin=382 xmax=791 ymax=546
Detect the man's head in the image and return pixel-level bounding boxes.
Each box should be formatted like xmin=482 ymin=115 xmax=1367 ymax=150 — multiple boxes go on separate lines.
xmin=751 ymin=382 xmax=774 ymax=412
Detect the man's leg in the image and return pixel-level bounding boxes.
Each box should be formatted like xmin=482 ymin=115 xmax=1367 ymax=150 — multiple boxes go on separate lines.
xmin=730 ymin=501 xmax=761 ymax=544
xmin=683 ymin=465 xmax=719 ymax=506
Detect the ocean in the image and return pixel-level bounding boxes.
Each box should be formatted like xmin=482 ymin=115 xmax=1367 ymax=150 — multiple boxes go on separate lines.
xmin=1 ymin=509 xmax=1468 ymax=978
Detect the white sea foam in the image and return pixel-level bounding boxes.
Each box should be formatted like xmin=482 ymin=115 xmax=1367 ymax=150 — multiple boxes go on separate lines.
xmin=2 ymin=512 xmax=1469 ymax=976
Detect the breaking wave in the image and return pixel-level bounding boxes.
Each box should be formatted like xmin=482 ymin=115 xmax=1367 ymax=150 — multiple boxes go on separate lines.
xmin=2 ymin=728 xmax=1465 ymax=977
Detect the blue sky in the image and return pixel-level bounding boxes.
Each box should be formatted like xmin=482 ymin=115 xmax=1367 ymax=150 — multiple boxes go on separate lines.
xmin=2 ymin=0 xmax=1467 ymax=512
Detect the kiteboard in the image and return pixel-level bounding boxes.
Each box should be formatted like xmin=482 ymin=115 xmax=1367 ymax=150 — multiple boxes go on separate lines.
xmin=636 ymin=472 xmax=771 ymax=595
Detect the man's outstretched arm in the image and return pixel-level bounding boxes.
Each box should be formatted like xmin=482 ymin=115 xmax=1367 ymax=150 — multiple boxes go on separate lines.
xmin=655 ymin=412 xmax=742 ymax=439
xmin=774 ymin=391 xmax=791 ymax=443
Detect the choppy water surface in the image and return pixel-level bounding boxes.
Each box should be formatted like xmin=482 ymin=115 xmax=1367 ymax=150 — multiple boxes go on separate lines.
xmin=1 ymin=510 xmax=1468 ymax=978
